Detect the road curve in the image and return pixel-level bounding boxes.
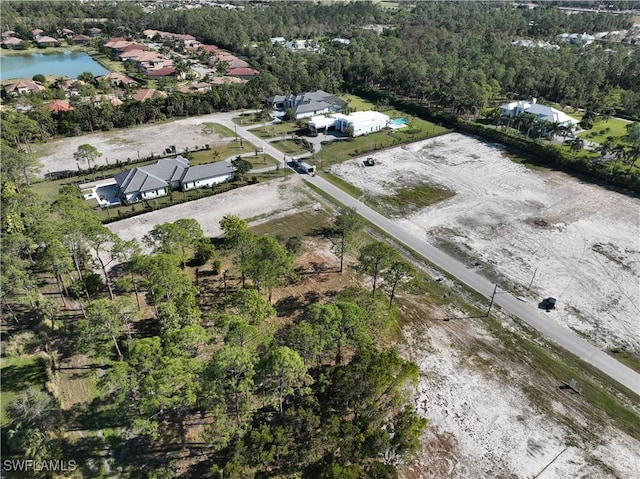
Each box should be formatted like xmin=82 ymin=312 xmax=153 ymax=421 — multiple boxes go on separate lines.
xmin=221 ymin=118 xmax=640 ymax=394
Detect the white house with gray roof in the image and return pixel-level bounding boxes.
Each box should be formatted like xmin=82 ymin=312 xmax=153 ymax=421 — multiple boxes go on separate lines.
xmin=267 ymin=90 xmax=346 ymax=119
xmin=114 ymin=156 xmax=234 ymax=204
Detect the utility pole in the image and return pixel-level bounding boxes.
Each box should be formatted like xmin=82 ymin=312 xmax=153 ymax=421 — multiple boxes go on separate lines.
xmin=527 ymin=268 xmax=538 ymax=291
xmin=486 ymin=284 xmax=498 ymax=317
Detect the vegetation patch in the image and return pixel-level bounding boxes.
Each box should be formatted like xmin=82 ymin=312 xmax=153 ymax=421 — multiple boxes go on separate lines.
xmin=270 ymin=139 xmax=310 ymax=156
xmin=368 ymin=183 xmax=455 ymax=217
xmin=0 ymin=355 xmax=47 ymax=426
xmin=609 ymin=348 xmax=640 ymax=373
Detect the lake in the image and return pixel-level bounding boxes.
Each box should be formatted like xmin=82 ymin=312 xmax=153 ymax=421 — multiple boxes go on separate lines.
xmin=0 ymin=51 xmax=109 ymax=81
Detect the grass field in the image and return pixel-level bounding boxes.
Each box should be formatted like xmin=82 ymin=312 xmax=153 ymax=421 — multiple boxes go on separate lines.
xmin=191 ymin=139 xmax=255 ymax=164
xmin=252 ymin=122 xmax=303 ymax=139
xmin=270 ymin=139 xmax=310 ymax=156
xmin=250 ymin=210 xmax=331 ymax=238
xmin=368 ymin=184 xmax=455 ymax=217
xmin=1 ymin=355 xmax=47 ymax=426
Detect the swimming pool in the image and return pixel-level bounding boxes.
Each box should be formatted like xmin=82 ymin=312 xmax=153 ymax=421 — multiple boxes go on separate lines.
xmin=390 ymin=118 xmax=408 ymax=126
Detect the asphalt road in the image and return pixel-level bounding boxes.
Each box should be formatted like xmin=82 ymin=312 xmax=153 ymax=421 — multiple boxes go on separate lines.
xmin=225 ymin=118 xmax=640 ymax=394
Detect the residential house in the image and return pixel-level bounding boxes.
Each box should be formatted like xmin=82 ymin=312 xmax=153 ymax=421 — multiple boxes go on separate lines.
xmin=177 ymin=82 xmax=212 ymax=93
xmin=225 ymin=67 xmax=259 ymax=79
xmin=3 ymin=80 xmax=45 ymax=96
xmin=59 ymin=28 xmax=75 ymax=38
xmin=58 ymin=79 xmax=85 ymax=98
xmin=88 ymin=27 xmax=102 ymax=37
xmin=131 ymin=88 xmax=167 ymax=102
xmin=93 ymin=94 xmax=123 ymax=107
xmin=97 ymin=72 xmax=137 ymax=88
xmin=71 ymin=34 xmax=91 ymax=45
xmin=1 ymin=37 xmax=24 ymax=49
xmin=146 ymin=67 xmax=182 ymax=79
xmin=2 ymin=30 xmax=17 ymax=40
xmin=31 ymin=28 xmax=44 ymax=39
xmin=43 ymin=100 xmax=74 ymax=112
xmin=308 ymin=111 xmax=390 ymax=137
xmin=267 ymin=90 xmax=346 ymax=119
xmin=181 ymin=162 xmax=235 ymax=191
xmin=36 ymin=35 xmax=60 ymax=47
xmin=209 ymin=76 xmax=246 ymax=85
xmin=499 ymin=98 xmax=579 ymax=128
xmin=113 ymin=156 xmax=233 ymax=204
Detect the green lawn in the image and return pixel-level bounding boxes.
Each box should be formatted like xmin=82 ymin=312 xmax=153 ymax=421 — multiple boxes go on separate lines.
xmin=232 ymin=112 xmax=269 ymax=126
xmin=340 ymin=94 xmax=378 ymax=111
xmin=251 ymin=122 xmax=303 ymax=139
xmin=270 ymin=139 xmax=310 ymax=156
xmin=192 ymin=139 xmax=255 ymax=164
xmin=581 ymin=117 xmax=631 ymax=144
xmin=1 ymin=355 xmax=47 ymax=426
xmin=202 ymin=122 xmax=236 ymax=138
xmin=250 ymin=210 xmax=331 ymax=238
xmin=311 ymin=121 xmax=450 ymax=167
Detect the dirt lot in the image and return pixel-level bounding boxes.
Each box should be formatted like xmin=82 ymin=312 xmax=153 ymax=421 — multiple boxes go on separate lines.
xmin=331 ymin=133 xmax=640 ymax=354
xmin=398 ymin=298 xmax=640 ymax=479
xmin=107 ymin=176 xmax=310 ymax=244
xmin=33 ymin=112 xmax=237 ymax=176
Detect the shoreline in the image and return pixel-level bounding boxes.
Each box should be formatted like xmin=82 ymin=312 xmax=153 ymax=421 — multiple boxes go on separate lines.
xmin=0 ymin=46 xmax=111 ymax=83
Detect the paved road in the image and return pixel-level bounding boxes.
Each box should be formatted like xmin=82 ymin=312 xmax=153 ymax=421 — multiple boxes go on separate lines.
xmin=222 ymin=118 xmax=640 ymax=393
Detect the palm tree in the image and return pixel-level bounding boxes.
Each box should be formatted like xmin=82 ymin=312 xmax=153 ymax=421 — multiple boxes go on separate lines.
xmin=570 ymin=137 xmax=584 ymax=152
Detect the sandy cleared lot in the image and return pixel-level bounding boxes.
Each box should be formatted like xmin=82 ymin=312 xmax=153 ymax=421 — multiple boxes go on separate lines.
xmin=34 ymin=113 xmax=237 ymax=176
xmin=331 ymin=133 xmax=640 ymax=353
xmin=400 ymin=308 xmax=640 ymax=479
xmin=107 ymin=176 xmax=309 ymax=244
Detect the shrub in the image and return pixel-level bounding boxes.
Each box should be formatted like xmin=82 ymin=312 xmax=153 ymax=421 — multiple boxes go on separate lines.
xmin=5 ymin=331 xmax=41 ymax=356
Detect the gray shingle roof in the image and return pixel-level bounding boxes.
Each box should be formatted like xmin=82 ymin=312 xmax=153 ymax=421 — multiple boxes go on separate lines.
xmin=114 ymin=168 xmax=167 ymax=194
xmin=182 ymin=162 xmax=234 ymax=182
xmin=115 ymin=156 xmax=190 ymax=194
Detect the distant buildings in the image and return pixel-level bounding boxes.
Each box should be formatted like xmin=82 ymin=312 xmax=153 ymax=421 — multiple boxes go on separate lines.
xmin=499 ymin=98 xmax=579 ymax=128
xmin=308 ymin=111 xmax=390 ymax=137
xmin=557 ymin=32 xmax=595 ymax=46
xmin=3 ymin=80 xmax=45 ymax=96
xmin=267 ymin=90 xmax=346 ymax=119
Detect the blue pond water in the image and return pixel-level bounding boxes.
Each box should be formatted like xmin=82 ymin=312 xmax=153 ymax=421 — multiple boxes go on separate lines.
xmin=0 ymin=51 xmax=109 ymax=81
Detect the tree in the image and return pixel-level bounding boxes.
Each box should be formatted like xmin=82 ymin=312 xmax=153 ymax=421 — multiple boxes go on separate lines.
xmin=5 ymin=387 xmax=61 ymax=461
xmin=73 ymin=143 xmax=102 ymax=169
xmin=207 ymin=345 xmax=257 ymax=428
xmin=76 ymin=298 xmax=136 ymax=359
xmin=241 ymin=235 xmax=294 ymax=302
xmin=231 ymin=156 xmax=252 ymax=182
xmin=382 ymin=261 xmax=415 ymax=307
xmin=220 ymin=214 xmax=255 ymax=288
xmin=332 ymin=207 xmax=363 ymax=273
xmin=570 ymin=137 xmax=584 ymax=152
xmin=133 ymin=253 xmax=200 ymax=322
xmin=144 ymin=218 xmax=207 ymax=268
xmin=226 ymin=288 xmax=276 ymax=324
xmin=259 ymin=346 xmax=310 ymax=416
xmin=358 ymin=242 xmax=398 ymax=296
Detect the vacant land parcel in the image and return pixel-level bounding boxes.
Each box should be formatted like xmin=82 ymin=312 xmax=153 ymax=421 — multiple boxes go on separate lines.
xmin=331 ymin=133 xmax=640 ymax=354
